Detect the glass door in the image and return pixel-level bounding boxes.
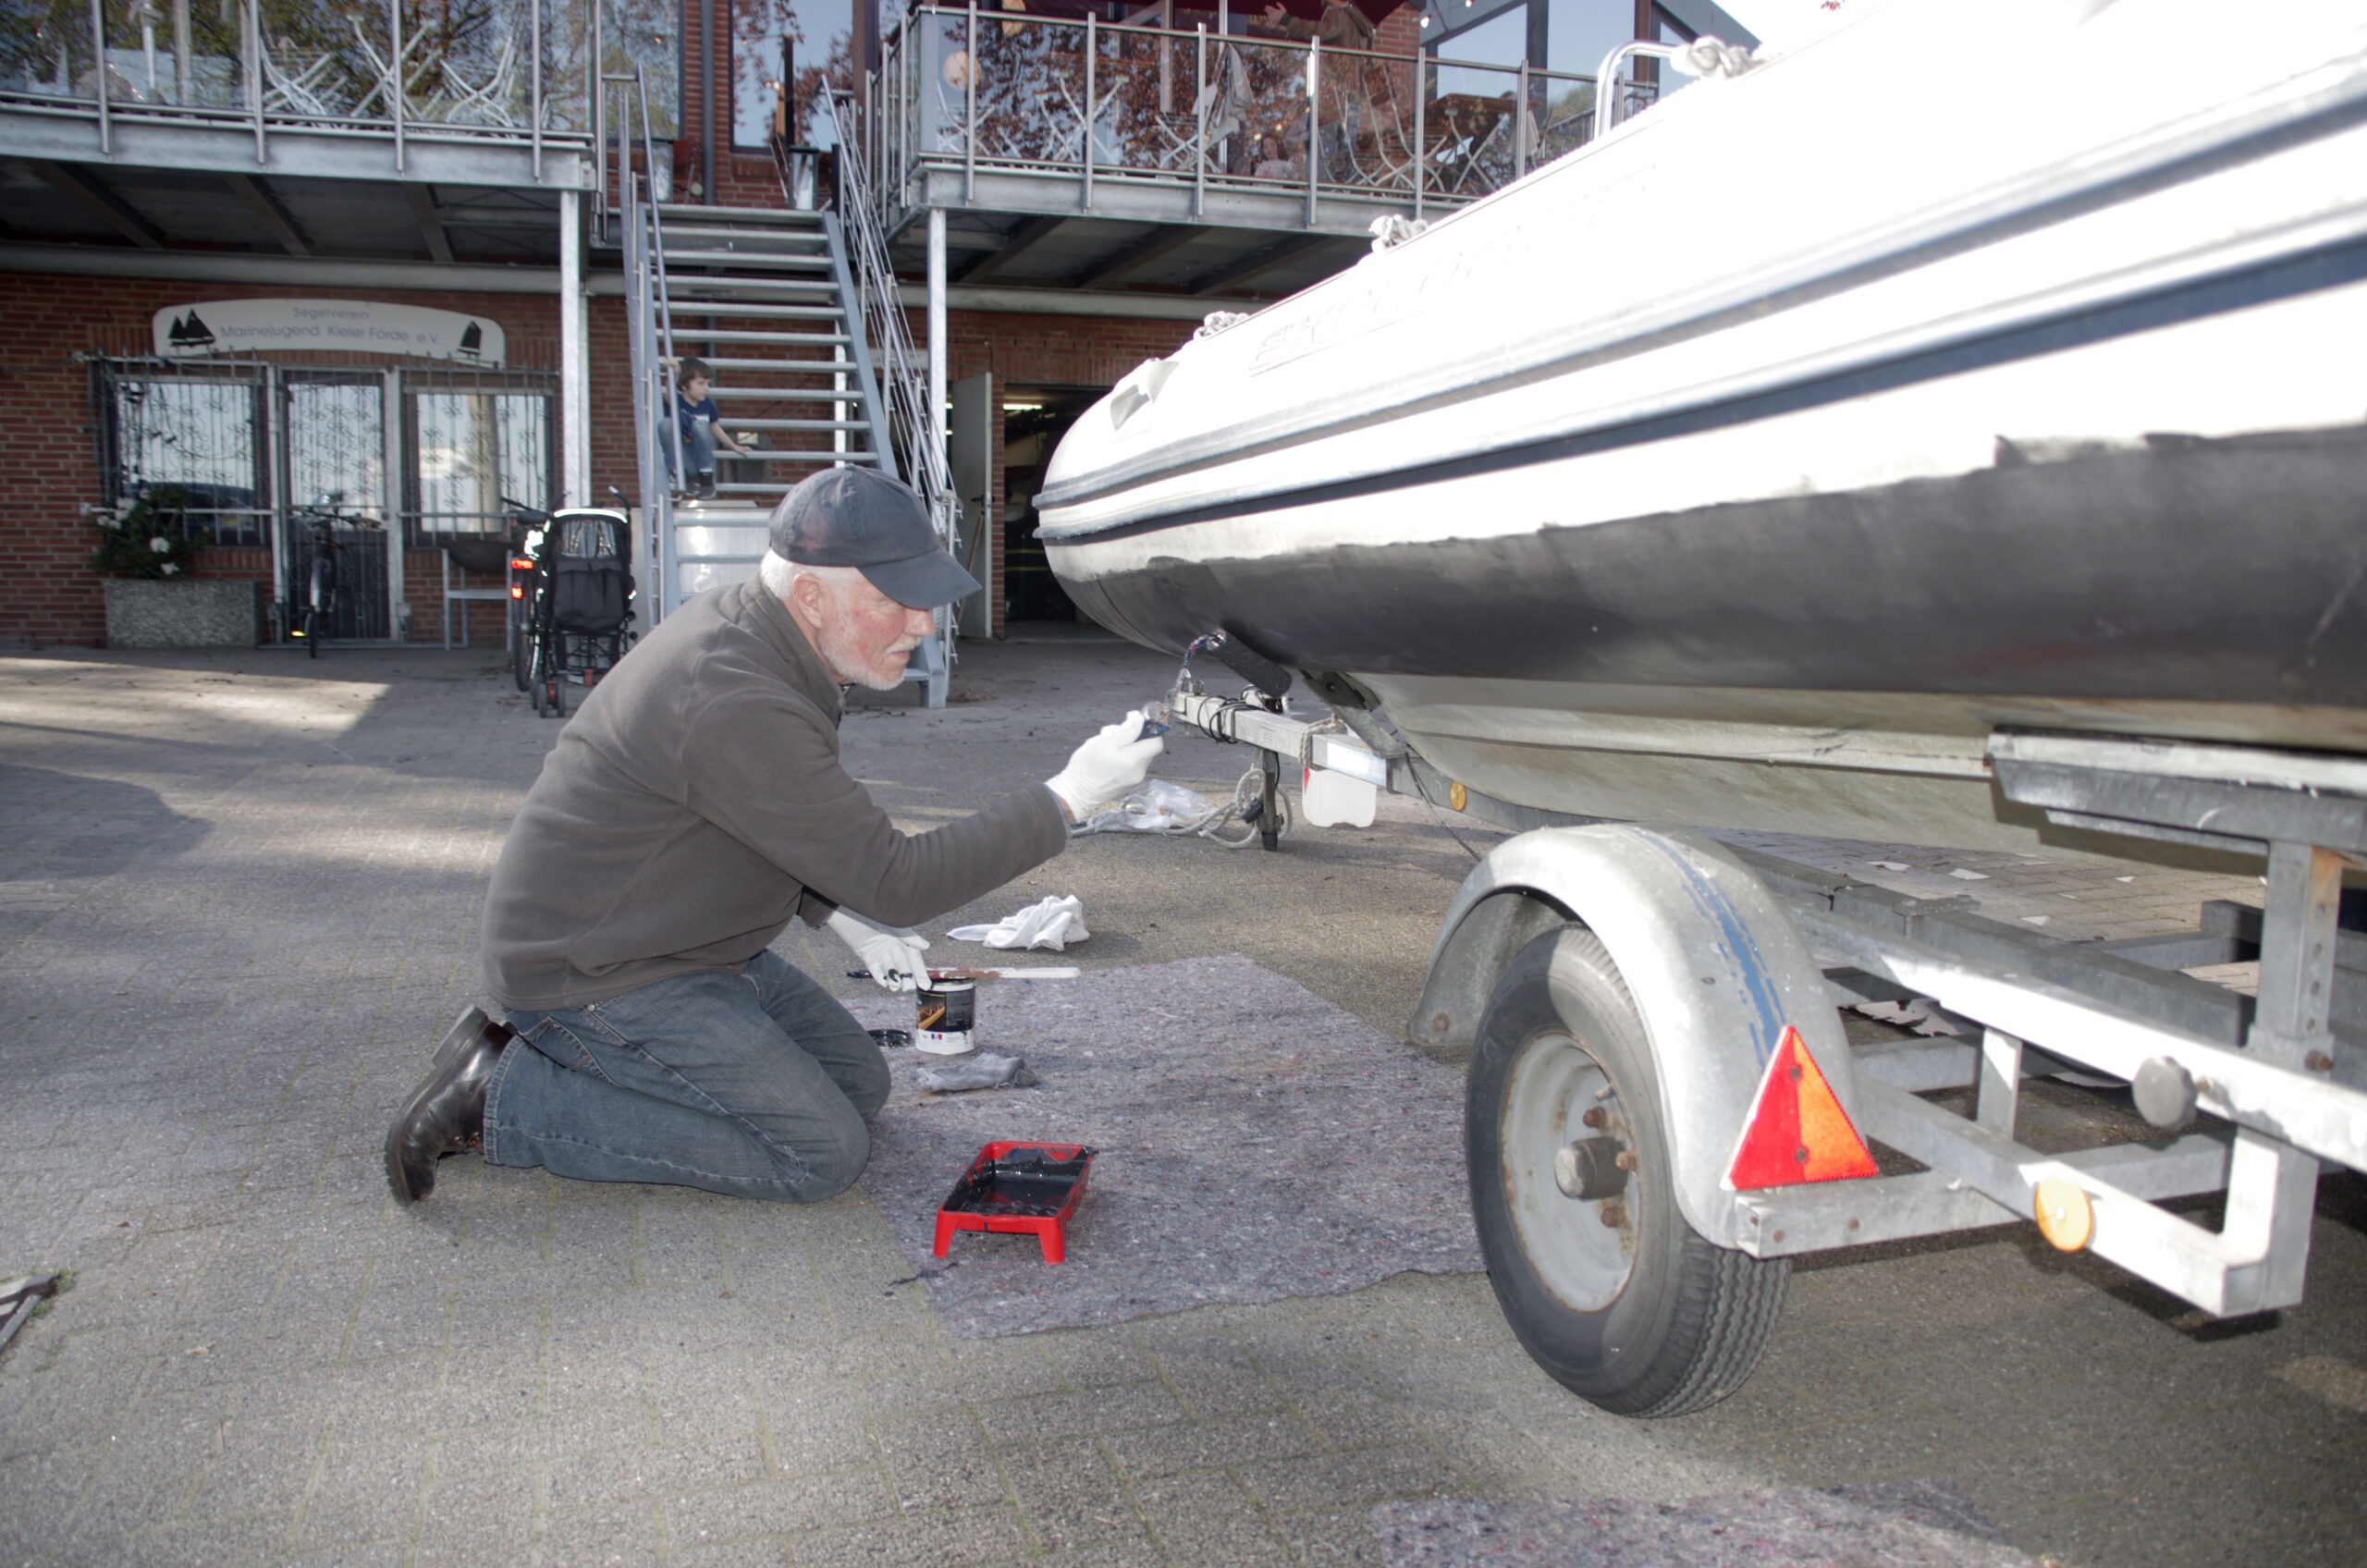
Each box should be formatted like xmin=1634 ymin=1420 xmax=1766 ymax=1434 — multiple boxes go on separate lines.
xmin=279 ymin=374 xmax=393 ymax=642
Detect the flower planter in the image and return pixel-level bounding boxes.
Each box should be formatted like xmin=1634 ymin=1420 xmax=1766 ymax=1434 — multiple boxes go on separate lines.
xmin=103 ymin=579 xmax=257 ymax=649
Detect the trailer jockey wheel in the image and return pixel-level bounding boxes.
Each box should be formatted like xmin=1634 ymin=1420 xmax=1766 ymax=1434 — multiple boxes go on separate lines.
xmin=1466 ymin=926 xmax=1788 ymax=1417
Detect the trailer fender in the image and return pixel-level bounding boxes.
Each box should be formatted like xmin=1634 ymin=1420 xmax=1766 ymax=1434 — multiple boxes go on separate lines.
xmin=1411 ymin=825 xmax=1857 ymax=1244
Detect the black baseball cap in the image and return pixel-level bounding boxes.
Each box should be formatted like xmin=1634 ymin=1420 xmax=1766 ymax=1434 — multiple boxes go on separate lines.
xmin=767 ymin=467 xmax=982 ymax=609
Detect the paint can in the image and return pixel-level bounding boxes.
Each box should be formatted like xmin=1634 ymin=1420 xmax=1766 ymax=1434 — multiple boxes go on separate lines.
xmin=914 ymin=979 xmax=976 ymax=1055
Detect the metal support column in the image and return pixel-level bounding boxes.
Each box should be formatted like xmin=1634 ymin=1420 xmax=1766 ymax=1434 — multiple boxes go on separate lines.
xmin=926 ymin=206 xmax=948 ymax=460
xmin=382 ymin=366 xmax=408 ymax=640
xmin=2250 ymin=840 xmax=2346 ymax=1072
xmin=1259 ymin=749 xmax=1281 ymax=851
xmin=560 ymin=188 xmax=590 ymax=504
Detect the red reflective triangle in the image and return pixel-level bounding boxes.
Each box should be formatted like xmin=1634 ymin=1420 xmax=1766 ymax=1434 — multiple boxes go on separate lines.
xmin=1726 ymin=1024 xmax=1880 ymax=1190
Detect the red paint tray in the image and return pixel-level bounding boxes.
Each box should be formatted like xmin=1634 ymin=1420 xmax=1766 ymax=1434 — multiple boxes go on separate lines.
xmin=932 ymin=1142 xmax=1098 ymax=1265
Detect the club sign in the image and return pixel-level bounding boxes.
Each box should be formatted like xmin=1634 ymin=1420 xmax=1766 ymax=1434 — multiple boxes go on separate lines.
xmin=152 ymin=300 xmax=506 ymax=364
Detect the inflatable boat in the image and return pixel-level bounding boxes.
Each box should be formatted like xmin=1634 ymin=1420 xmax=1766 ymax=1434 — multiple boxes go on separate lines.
xmin=1037 ymin=0 xmax=2367 ymax=851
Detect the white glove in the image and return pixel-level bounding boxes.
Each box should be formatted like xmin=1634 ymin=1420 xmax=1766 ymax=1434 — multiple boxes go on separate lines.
xmin=1045 ymin=710 xmax=1165 ymax=819
xmin=827 ymin=908 xmax=929 ymax=992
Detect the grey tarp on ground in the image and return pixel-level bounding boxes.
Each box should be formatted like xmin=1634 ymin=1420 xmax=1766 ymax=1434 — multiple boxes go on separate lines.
xmin=1373 ymin=1481 xmax=2041 ymax=1567
xmin=849 ymin=954 xmax=1485 ymax=1337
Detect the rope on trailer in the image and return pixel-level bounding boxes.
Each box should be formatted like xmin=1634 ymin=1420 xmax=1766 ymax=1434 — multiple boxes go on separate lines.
xmin=1069 ymin=766 xmax=1290 ymax=850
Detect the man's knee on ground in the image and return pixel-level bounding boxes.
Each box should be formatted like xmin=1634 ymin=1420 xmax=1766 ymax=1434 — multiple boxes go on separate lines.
xmin=776 ymin=1103 xmax=871 ymax=1204
xmin=848 ymin=1047 xmax=892 ymax=1124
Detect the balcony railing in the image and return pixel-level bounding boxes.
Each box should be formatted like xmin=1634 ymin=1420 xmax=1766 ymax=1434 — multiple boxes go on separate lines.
xmin=0 ymin=0 xmax=609 ymax=162
xmin=877 ymin=6 xmax=1654 ymax=219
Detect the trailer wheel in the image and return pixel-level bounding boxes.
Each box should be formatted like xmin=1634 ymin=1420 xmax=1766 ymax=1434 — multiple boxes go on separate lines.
xmin=1467 ymin=926 xmax=1788 ymax=1416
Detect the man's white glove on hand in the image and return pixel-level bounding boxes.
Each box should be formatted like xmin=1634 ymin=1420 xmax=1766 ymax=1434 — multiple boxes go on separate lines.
xmin=827 ymin=908 xmax=929 ymax=992
xmin=1045 ymin=711 xmax=1165 ymax=819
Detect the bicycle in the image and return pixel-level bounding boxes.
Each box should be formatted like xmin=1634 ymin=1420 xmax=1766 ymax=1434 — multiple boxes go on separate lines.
xmin=282 ymin=501 xmax=380 ymax=656
xmin=498 ymin=496 xmax=552 ymax=692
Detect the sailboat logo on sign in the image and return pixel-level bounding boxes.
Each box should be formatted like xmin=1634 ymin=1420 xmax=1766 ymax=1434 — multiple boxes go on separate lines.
xmin=457 ymin=321 xmax=483 ymax=359
xmin=166 ymin=311 xmax=216 ymax=349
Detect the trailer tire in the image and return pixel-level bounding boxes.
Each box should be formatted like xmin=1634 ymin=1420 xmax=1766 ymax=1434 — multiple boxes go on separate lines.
xmin=1467 ymin=925 xmax=1787 ymax=1416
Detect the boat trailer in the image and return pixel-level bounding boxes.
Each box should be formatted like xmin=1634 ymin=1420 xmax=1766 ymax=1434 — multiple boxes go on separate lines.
xmin=1168 ymin=675 xmax=2367 ymax=1415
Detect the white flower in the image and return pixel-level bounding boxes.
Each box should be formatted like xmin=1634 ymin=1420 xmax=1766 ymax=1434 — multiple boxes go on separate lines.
xmin=149 ymin=535 xmax=171 ymax=553
xmin=161 ymin=563 xmax=180 ymax=576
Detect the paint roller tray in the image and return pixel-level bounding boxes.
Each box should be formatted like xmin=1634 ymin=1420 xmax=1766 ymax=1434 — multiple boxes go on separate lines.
xmin=932 ymin=1142 xmax=1098 ymax=1265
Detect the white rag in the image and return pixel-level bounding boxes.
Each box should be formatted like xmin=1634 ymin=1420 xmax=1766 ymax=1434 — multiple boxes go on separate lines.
xmin=947 ymin=894 xmax=1091 ymax=951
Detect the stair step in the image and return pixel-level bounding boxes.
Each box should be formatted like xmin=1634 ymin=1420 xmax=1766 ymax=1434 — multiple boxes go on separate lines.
xmin=664 ymin=279 xmax=840 ymax=299
xmin=686 ymin=357 xmax=871 ymax=376
xmin=741 ymin=422 xmax=873 ymax=435
xmin=653 ymin=301 xmax=846 ymax=320
xmin=705 ymin=370 xmax=862 ymax=392
xmin=681 ymin=387 xmax=857 ymax=403
xmin=664 ymin=329 xmax=851 ymax=346
xmin=656 ymin=227 xmax=829 ymax=249
xmin=656 ymin=202 xmax=825 ymax=226
xmin=661 ymin=251 xmax=832 ymax=271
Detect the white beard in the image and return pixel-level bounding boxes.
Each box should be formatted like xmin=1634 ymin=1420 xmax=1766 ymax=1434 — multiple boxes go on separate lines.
xmin=816 ymin=615 xmax=913 ymax=691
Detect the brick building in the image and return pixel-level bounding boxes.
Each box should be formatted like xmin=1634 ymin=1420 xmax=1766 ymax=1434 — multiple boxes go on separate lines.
xmin=0 ymin=0 xmax=1738 ymax=650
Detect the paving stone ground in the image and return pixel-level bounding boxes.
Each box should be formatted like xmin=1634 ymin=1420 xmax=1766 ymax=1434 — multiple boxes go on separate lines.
xmin=0 ymin=640 xmax=2359 ymax=1568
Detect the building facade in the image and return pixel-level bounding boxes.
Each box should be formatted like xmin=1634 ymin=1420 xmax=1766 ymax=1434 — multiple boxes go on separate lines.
xmin=1 ymin=0 xmax=1724 ymax=646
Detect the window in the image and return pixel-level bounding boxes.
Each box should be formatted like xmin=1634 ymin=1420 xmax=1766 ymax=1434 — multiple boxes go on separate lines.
xmin=286 ymin=375 xmax=388 ymax=524
xmin=410 ymin=388 xmax=553 ymax=535
xmin=95 ymin=359 xmax=554 ymax=552
xmin=1544 ymin=0 xmax=1642 ymax=79
xmin=607 ymin=0 xmax=683 ymax=137
xmin=732 ymin=0 xmax=854 ymax=149
xmin=101 ymin=369 xmax=266 ymax=545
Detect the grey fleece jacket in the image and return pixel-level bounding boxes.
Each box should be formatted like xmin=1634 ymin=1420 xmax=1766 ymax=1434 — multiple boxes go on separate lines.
xmin=481 ymin=577 xmax=1069 ymax=1012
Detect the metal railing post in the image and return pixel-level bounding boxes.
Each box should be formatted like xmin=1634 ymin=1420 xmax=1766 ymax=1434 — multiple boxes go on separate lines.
xmin=608 ymin=76 xmax=631 ymax=240
xmin=639 ymin=76 xmax=676 ymax=364
xmin=963 ymin=0 xmax=977 ymax=201
xmin=531 ymin=0 xmax=543 ymax=180
xmin=1193 ymin=24 xmax=1206 ymax=217
xmin=1515 ymin=57 xmax=1527 ymax=180
xmin=247 ymin=0 xmax=264 ymax=162
xmin=1306 ymin=36 xmax=1318 ymax=224
xmin=1412 ymin=50 xmax=1424 ymax=218
xmin=89 ymin=0 xmax=110 ymax=154
xmin=389 ymin=0 xmax=405 ymax=172
xmin=1083 ymin=13 xmax=1095 ymax=212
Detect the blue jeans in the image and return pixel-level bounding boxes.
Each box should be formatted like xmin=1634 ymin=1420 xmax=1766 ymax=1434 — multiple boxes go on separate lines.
xmin=664 ymin=413 xmax=717 ymax=486
xmin=484 ymin=949 xmax=890 ymax=1203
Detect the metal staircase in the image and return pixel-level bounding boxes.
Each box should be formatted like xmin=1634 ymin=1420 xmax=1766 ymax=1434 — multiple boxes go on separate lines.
xmin=609 ymin=75 xmax=953 ymax=705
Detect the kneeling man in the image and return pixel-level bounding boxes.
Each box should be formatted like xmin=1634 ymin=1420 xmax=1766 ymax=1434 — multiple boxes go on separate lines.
xmin=386 ymin=467 xmax=1159 ymax=1203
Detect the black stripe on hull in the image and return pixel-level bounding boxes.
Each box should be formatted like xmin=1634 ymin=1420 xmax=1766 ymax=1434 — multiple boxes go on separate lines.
xmin=1042 ymin=234 xmax=2367 ymax=548
xmin=1053 ymin=423 xmax=2367 ymax=711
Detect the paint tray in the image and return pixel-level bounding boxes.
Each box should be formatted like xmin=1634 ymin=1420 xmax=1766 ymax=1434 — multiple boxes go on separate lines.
xmin=932 ymin=1142 xmax=1098 ymax=1265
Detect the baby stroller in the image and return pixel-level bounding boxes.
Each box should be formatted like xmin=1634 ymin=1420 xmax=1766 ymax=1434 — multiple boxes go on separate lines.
xmin=521 ymin=507 xmax=635 ymax=717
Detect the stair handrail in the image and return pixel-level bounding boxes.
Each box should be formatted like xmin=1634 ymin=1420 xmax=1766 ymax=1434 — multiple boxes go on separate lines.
xmin=610 ymin=67 xmax=682 ymax=621
xmin=639 ymin=73 xmax=688 ymax=490
xmin=815 ymin=89 xmax=954 ymax=516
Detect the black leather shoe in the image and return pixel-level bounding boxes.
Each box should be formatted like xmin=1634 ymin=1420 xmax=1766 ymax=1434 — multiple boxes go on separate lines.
xmin=385 ymin=1006 xmax=513 ymax=1204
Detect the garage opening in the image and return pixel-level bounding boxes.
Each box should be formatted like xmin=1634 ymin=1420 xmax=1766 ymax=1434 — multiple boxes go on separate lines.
xmin=999 ymin=386 xmax=1104 ymax=627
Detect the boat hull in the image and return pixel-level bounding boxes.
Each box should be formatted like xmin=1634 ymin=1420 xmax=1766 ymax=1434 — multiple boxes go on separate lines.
xmin=1038 ymin=0 xmax=2367 ymax=852
xmin=1055 ymin=421 xmax=2367 ymax=850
